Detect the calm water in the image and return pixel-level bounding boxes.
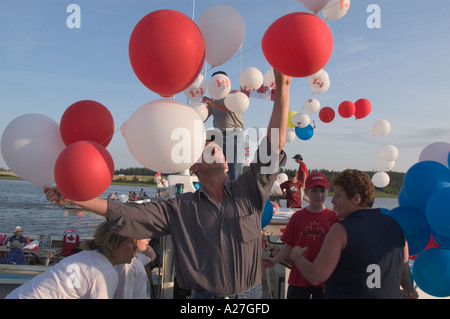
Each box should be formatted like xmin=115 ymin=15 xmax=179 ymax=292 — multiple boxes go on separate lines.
xmin=0 ymin=179 xmax=399 ymax=237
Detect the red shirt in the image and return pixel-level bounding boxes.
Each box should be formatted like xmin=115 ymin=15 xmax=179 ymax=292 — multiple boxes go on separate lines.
xmin=298 ymin=162 xmax=308 ymax=184
xmin=281 ymin=207 xmax=341 ymax=288
xmin=280 ymin=180 xmax=302 ymax=208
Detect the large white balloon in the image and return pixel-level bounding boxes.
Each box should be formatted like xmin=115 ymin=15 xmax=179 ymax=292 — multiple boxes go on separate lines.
xmin=1 ymin=114 xmax=65 ymax=187
xmin=297 ymin=0 xmax=330 ymax=13
xmin=322 ymin=0 xmax=351 ymax=21
xmin=239 ymin=67 xmax=263 ymax=91
xmin=224 ymin=91 xmax=250 ymax=113
xmin=184 ymin=73 xmax=206 ymax=102
xmin=197 ymin=4 xmax=245 ymax=67
xmin=122 ymin=99 xmax=206 ymax=173
xmin=372 ymin=119 xmax=391 ymax=137
xmin=291 ymin=113 xmax=311 ymax=128
xmin=302 ymin=98 xmax=321 ymax=114
xmin=378 ymin=145 xmax=399 ymax=162
xmin=372 ymin=171 xmax=390 ymax=188
xmin=277 ymin=173 xmax=288 ymax=184
xmin=419 ymin=142 xmax=450 ymax=167
xmin=207 ymin=73 xmax=231 ymax=100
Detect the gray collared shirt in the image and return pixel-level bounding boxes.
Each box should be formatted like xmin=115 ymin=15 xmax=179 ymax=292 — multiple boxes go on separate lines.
xmin=106 ymin=140 xmax=286 ymax=296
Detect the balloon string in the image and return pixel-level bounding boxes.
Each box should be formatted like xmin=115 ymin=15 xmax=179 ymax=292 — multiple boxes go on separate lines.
xmin=192 ymin=0 xmax=196 ymax=20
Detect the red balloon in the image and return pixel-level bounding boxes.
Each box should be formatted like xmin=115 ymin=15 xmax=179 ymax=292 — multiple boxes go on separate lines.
xmin=60 ymin=100 xmax=114 ymax=147
xmin=319 ymin=107 xmax=335 ymax=123
xmin=129 ymin=10 xmax=205 ymax=97
xmin=55 ymin=141 xmax=114 ymax=201
xmin=262 ymin=12 xmax=333 ymax=77
xmin=338 ymin=101 xmax=356 ymax=118
xmin=354 ymin=98 xmax=372 ymax=119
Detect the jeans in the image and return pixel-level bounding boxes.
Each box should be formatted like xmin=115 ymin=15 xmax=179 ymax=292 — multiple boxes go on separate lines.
xmin=193 ymin=282 xmax=263 ymax=299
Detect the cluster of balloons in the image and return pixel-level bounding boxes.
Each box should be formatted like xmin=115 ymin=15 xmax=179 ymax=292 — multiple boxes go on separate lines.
xmin=56 ymin=101 xmax=115 ymax=201
xmin=387 ymin=142 xmax=450 ymax=297
xmin=337 ymin=99 xmax=372 ymax=120
xmin=129 ymin=5 xmax=246 ymax=98
xmin=1 ymin=100 xmax=115 ymax=201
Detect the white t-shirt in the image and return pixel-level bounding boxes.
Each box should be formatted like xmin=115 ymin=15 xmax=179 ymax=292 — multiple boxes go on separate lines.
xmin=114 ymin=251 xmax=151 ymax=299
xmin=6 ymin=250 xmax=119 ymax=299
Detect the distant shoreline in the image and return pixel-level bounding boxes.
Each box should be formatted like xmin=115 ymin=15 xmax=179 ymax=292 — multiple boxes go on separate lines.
xmin=0 ymin=173 xmax=398 ymax=198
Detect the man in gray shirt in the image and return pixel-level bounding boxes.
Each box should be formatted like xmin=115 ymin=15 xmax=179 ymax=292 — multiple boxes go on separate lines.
xmin=46 ymin=70 xmax=292 ymax=299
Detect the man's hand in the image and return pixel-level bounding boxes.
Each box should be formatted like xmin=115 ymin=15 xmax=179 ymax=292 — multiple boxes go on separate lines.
xmin=44 ymin=187 xmax=70 ymax=206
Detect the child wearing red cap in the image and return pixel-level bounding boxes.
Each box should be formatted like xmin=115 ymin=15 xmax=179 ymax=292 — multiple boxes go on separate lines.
xmin=263 ymin=172 xmax=340 ymax=299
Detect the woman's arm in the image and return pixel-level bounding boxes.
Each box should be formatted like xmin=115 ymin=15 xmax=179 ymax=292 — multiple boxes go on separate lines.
xmin=291 ymin=223 xmax=347 ymax=286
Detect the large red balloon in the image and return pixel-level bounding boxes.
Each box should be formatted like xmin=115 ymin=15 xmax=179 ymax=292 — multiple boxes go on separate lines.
xmin=354 ymin=98 xmax=372 ymax=119
xmin=319 ymin=107 xmax=335 ymax=123
xmin=60 ymin=100 xmax=114 ymax=147
xmin=55 ymin=141 xmax=114 ymax=201
xmin=338 ymin=101 xmax=356 ymax=118
xmin=129 ymin=10 xmax=205 ymax=97
xmin=261 ymin=12 xmax=333 ymax=77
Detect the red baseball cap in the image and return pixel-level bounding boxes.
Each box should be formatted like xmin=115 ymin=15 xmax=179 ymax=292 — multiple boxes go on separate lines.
xmin=305 ymin=172 xmax=329 ymax=190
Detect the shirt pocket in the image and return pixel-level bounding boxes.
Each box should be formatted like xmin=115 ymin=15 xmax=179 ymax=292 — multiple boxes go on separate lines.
xmin=235 ymin=213 xmax=261 ymax=244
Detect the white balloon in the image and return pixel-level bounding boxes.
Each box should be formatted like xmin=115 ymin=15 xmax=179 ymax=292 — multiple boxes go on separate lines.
xmin=372 ymin=119 xmax=391 ymax=137
xmin=286 ymin=127 xmax=296 ymax=143
xmin=264 ymin=67 xmax=276 ymax=89
xmin=378 ymin=145 xmax=399 ymax=162
xmin=277 ymin=173 xmax=288 ymax=184
xmin=291 ymin=113 xmax=310 ymax=128
xmin=197 ymin=4 xmax=245 ymax=67
xmin=184 ymin=73 xmax=206 ymax=101
xmin=297 ymin=0 xmax=330 ymax=13
xmin=372 ymin=171 xmax=390 ymax=188
xmin=322 ymin=0 xmax=351 ymax=21
xmin=207 ymin=73 xmax=231 ymax=100
xmin=189 ymin=101 xmax=209 ymax=122
xmin=239 ymin=67 xmax=263 ymax=91
xmin=271 ymin=181 xmax=283 ymax=195
xmin=1 ymin=114 xmax=65 ymax=187
xmin=376 ymin=158 xmax=395 ymax=171
xmin=224 ymin=91 xmax=250 ymax=113
xmin=418 ymin=142 xmax=450 ymax=167
xmin=309 ymin=70 xmax=330 ymax=94
xmin=123 ymin=99 xmax=206 ymax=174
xmin=302 ymin=98 xmax=321 ymax=113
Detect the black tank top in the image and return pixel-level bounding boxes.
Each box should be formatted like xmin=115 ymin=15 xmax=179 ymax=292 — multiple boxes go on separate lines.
xmin=324 ymin=209 xmax=405 ymax=299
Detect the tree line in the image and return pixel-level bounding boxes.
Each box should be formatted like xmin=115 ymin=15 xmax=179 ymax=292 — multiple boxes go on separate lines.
xmin=280 ymin=168 xmax=405 ymax=196
xmin=115 ymin=167 xmax=405 ymax=196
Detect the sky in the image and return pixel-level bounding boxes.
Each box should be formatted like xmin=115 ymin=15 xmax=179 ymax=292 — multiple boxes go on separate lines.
xmin=1 ymin=0 xmax=450 ymax=174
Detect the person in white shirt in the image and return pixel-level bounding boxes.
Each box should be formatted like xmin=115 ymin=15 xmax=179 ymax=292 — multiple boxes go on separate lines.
xmin=6 ymin=221 xmax=136 ymax=299
xmin=114 ymin=238 xmax=156 ymax=299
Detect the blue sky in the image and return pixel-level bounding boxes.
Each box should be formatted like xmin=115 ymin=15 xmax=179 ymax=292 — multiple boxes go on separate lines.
xmin=1 ymin=0 xmax=450 ymax=174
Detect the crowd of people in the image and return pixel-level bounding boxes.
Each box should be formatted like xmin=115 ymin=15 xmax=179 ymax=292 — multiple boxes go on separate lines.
xmin=3 ymin=70 xmax=419 ymax=299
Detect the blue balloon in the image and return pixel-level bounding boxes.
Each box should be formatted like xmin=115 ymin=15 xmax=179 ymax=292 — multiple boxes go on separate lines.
xmin=389 ymin=206 xmax=431 ymax=256
xmin=413 ymin=248 xmax=450 ymax=297
xmin=262 ymin=200 xmax=274 ymax=229
xmin=426 ymin=187 xmax=450 ymax=239
xmin=294 ymin=125 xmax=314 ymax=141
xmin=398 ymin=187 xmax=413 ymax=207
xmin=432 ymin=230 xmax=450 ymax=249
xmin=403 ymin=161 xmax=450 ymax=213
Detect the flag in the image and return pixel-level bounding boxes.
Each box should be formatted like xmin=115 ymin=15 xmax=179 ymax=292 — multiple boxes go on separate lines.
xmin=241 ymin=84 xmax=275 ymax=101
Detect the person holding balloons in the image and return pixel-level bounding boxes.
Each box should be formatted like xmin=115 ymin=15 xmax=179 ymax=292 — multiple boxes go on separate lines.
xmin=202 ymin=71 xmax=245 ymax=181
xmin=45 ymin=70 xmax=291 ymax=299
xmin=289 ymin=169 xmax=418 ymax=299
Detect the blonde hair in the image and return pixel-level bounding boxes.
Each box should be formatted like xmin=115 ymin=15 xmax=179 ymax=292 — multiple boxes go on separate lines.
xmin=80 ymin=221 xmax=129 ymax=261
